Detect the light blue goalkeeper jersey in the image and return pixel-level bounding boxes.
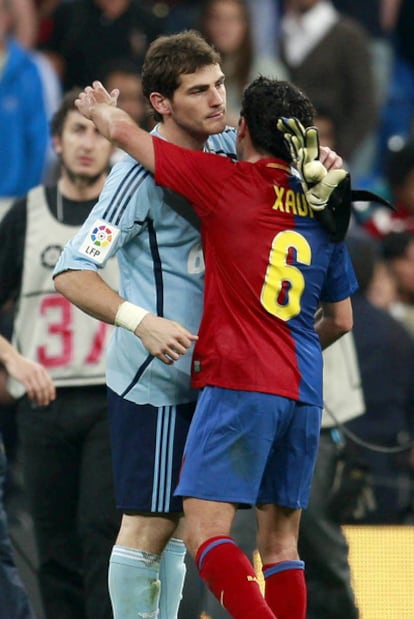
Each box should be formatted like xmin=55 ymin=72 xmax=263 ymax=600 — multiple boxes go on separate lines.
xmin=53 ymin=126 xmax=237 ymax=406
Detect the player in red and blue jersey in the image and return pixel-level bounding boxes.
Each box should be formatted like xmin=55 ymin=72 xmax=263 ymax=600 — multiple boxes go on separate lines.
xmin=72 ymin=76 xmax=357 ymax=619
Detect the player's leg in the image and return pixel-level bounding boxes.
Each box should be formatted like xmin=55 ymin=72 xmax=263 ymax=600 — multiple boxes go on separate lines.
xmin=110 ymin=513 xmax=178 ymax=619
xmin=183 ymin=497 xmax=275 ymax=619
xmin=256 ymin=401 xmax=322 ymax=619
xmin=159 ymin=528 xmax=187 ymax=619
xmin=176 ymin=386 xmax=286 ymax=619
xmin=257 ymin=503 xmax=305 ymax=619
xmin=107 ymin=390 xmax=194 ymax=619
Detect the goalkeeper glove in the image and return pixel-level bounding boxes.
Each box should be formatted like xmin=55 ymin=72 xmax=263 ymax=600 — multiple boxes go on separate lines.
xmin=277 ymin=116 xmax=349 ymax=211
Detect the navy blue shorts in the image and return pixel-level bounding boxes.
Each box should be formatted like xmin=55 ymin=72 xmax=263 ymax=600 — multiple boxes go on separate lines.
xmin=175 ymin=386 xmax=322 ymax=509
xmin=107 ymin=388 xmax=195 ymax=513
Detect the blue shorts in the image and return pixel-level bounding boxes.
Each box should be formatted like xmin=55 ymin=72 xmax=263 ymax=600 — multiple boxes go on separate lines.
xmin=107 ymin=388 xmax=195 ymax=513
xmin=175 ymin=386 xmax=322 ymax=509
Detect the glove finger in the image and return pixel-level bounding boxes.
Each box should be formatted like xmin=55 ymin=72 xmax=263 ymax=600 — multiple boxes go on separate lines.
xmin=323 ymin=169 xmax=348 ymax=186
xmin=281 ymin=133 xmax=296 ymax=160
xmin=307 ymin=169 xmax=349 ymax=211
xmin=278 ymin=117 xmax=306 ymax=144
xmin=304 ymin=127 xmax=320 ymax=163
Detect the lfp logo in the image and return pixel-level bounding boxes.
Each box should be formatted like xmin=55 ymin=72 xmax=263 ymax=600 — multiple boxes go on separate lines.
xmin=90 ymin=224 xmax=113 ymax=247
xmin=79 ymin=219 xmax=120 ymax=264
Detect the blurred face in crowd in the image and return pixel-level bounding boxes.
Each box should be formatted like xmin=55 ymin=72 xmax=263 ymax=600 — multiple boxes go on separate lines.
xmin=105 ymin=70 xmax=147 ymax=126
xmin=202 ymin=0 xmax=248 ymax=54
xmin=388 ymin=238 xmax=414 ymax=302
xmin=53 ymin=110 xmax=113 ymax=186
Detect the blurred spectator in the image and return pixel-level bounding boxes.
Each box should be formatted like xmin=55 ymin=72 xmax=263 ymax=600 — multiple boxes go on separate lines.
xmin=0 ymin=0 xmax=49 ymax=216
xmin=280 ymin=0 xmax=378 ymax=181
xmin=100 ymin=57 xmax=151 ymax=165
xmin=199 ymin=0 xmax=287 ymax=126
xmin=9 ymin=0 xmax=37 ymax=48
xmin=245 ymin=0 xmax=282 ymax=59
xmin=100 ymin=57 xmax=148 ymax=127
xmin=366 ymin=255 xmax=398 ymax=311
xmin=0 ymin=88 xmax=120 ymax=619
xmin=344 ymin=232 xmax=414 ymax=524
xmin=331 ymin=0 xmax=399 ymax=104
xmin=363 ymin=139 xmax=414 ymax=237
xmin=40 ymin=0 xmax=165 ymax=91
xmin=380 ymin=231 xmax=414 ymax=336
xmin=0 ymin=335 xmax=55 ymax=619
xmin=147 ymin=0 xmax=202 ymax=33
xmin=375 ymin=0 xmax=414 ymax=165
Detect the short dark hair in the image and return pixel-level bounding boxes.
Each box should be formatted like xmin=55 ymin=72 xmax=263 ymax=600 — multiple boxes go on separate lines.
xmin=240 ymin=77 xmax=315 ymax=161
xmin=99 ymin=57 xmax=143 ymax=84
xmin=50 ymin=87 xmax=83 ymax=137
xmin=142 ymin=30 xmax=221 ymax=122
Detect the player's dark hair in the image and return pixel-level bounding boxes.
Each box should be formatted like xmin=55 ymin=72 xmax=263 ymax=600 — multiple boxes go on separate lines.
xmin=240 ymin=77 xmax=315 ymax=162
xmin=142 ymin=30 xmax=221 ymax=122
xmin=50 ymin=87 xmax=83 ymax=137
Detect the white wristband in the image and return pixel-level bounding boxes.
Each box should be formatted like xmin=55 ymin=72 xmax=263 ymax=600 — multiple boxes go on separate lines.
xmin=114 ymin=301 xmax=149 ymax=333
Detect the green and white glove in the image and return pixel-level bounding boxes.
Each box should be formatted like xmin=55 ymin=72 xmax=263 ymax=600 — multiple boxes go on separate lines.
xmin=277 ymin=116 xmax=348 ymax=211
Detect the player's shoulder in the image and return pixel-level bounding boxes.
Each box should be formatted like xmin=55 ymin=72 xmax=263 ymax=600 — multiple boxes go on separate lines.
xmin=205 ymin=126 xmax=237 ymax=158
xmin=105 ymin=154 xmax=154 ymax=196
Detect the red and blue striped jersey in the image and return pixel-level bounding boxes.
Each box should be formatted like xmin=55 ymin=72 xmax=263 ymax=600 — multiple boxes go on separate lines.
xmin=154 ymin=137 xmax=358 ymax=406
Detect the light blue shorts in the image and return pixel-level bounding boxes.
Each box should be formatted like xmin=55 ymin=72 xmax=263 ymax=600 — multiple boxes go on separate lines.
xmin=175 ymin=386 xmax=322 ymax=509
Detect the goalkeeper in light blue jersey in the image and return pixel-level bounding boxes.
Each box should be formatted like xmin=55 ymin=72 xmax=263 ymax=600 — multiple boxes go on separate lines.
xmin=54 ymin=30 xmax=236 ymax=619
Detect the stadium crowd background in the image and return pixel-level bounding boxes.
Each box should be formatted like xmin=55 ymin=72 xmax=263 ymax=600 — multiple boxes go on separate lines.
xmin=1 ymin=1 xmax=414 ymax=618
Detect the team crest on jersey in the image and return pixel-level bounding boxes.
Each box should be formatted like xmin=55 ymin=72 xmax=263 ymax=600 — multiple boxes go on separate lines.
xmin=79 ymin=219 xmax=120 ymax=264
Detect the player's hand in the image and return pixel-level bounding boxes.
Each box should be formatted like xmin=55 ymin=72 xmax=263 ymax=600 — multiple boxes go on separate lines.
xmin=277 ymin=117 xmax=348 ymax=211
xmin=320 ymin=146 xmax=343 ymax=171
xmin=135 ymin=314 xmax=198 ymax=365
xmin=75 ymin=81 xmax=119 ymax=121
xmin=4 ymin=354 xmax=56 ymax=406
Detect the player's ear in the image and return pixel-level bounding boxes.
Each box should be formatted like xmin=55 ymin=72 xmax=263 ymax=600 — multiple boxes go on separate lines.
xmin=237 ymin=115 xmax=247 ymax=138
xmin=149 ymin=92 xmax=172 ymax=117
xmin=52 ymin=134 xmax=62 ymax=155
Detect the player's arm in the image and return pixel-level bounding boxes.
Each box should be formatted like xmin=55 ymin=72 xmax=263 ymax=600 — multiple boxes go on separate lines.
xmin=54 ymin=269 xmax=197 ymax=365
xmin=314 ymin=297 xmax=353 ymax=350
xmin=0 ymin=335 xmax=56 ymax=406
xmin=75 ymin=82 xmax=156 ymax=173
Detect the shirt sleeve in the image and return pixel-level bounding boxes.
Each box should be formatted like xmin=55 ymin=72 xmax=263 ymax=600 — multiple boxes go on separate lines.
xmin=320 ymin=242 xmax=359 ymax=302
xmin=153 ymin=136 xmax=236 ymax=217
xmin=54 ymin=158 xmax=151 ymax=276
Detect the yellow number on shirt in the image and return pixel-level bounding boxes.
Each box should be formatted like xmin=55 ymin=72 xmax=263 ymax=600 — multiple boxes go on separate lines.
xmin=261 ymin=230 xmax=311 ymax=320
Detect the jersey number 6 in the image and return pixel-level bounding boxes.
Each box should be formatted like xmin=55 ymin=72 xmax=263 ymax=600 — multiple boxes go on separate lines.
xmin=260 ymin=230 xmax=311 ymax=321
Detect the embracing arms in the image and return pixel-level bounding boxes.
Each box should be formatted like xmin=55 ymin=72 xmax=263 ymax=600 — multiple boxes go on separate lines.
xmin=54 ymin=269 xmax=197 ymax=365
